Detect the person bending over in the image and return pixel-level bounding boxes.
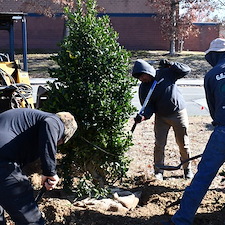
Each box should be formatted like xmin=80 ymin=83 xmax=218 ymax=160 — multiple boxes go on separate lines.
xmin=0 ymin=108 xmax=77 ymax=225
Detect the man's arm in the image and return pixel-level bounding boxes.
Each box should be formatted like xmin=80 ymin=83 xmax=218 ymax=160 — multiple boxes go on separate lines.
xmin=38 ymin=118 xmax=63 ymax=190
xmin=159 ymin=59 xmax=191 ymax=80
xmin=170 ymin=62 xmax=191 ymax=79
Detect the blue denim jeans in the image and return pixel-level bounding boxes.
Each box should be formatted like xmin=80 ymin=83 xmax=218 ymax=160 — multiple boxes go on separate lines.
xmin=0 ymin=162 xmax=45 ymax=225
xmin=172 ymin=126 xmax=225 ymax=225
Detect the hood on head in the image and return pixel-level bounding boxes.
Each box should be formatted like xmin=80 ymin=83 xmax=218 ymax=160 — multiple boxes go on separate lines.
xmin=205 ymin=51 xmax=225 ymax=67
xmin=132 ymin=59 xmax=156 ymax=78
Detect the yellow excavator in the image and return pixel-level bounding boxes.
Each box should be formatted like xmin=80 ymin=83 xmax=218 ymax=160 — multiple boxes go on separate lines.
xmin=0 ymin=12 xmax=34 ymax=113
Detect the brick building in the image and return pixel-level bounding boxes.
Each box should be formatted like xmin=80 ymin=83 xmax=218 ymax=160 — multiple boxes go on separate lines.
xmin=0 ymin=0 xmax=222 ymax=52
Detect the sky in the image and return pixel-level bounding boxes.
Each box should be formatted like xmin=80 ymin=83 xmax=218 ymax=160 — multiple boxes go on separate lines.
xmin=179 ymin=0 xmax=225 ymax=22
xmin=208 ymin=0 xmax=225 ymax=21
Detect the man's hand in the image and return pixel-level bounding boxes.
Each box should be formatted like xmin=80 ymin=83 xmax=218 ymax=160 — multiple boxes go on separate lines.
xmin=41 ymin=174 xmax=59 ymax=191
xmin=134 ymin=114 xmax=145 ymax=123
xmin=159 ymin=59 xmax=172 ymax=68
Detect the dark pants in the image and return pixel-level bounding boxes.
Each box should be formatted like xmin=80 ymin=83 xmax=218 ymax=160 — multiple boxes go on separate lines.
xmin=154 ymin=109 xmax=191 ymax=174
xmin=0 ymin=162 xmax=45 ymax=225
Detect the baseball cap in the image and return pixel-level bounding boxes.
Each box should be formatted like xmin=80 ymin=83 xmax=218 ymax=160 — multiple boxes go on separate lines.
xmin=56 ymin=112 xmax=78 ymax=143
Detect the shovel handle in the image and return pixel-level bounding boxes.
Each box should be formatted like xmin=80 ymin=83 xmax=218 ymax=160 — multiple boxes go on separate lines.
xmin=131 ymin=122 xmax=137 ymax=133
xmin=35 ymin=186 xmax=47 ymax=203
xmin=181 ymin=153 xmax=203 ymax=164
xmin=155 ymin=153 xmax=203 ymax=171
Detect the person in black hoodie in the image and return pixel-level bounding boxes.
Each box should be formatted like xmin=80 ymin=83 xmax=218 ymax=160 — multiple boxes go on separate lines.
xmin=0 ymin=108 xmax=77 ymax=225
xmin=132 ymin=59 xmax=193 ymax=181
xmin=161 ymin=38 xmax=225 ymax=225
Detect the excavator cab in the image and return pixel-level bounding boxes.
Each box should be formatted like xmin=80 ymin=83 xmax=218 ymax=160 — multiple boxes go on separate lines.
xmin=0 ymin=12 xmax=34 ymax=112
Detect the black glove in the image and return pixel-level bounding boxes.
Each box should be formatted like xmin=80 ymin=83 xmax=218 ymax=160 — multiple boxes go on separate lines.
xmin=159 ymin=59 xmax=172 ymax=68
xmin=134 ymin=114 xmax=143 ymax=124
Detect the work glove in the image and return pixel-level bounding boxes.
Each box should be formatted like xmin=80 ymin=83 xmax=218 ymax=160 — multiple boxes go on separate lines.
xmin=159 ymin=59 xmax=172 ymax=68
xmin=134 ymin=114 xmax=143 ymax=124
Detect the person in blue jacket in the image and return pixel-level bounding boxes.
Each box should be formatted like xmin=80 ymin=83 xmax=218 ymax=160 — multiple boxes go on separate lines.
xmin=161 ymin=38 xmax=225 ymax=225
xmin=0 ymin=108 xmax=77 ymax=225
xmin=132 ymin=59 xmax=193 ymax=181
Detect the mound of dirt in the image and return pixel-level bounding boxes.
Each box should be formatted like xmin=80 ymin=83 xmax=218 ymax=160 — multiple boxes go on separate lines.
xmin=6 ymin=115 xmax=225 ymax=225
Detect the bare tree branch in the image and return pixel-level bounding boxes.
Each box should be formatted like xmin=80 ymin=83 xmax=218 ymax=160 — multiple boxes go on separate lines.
xmin=147 ymin=0 xmax=216 ymax=54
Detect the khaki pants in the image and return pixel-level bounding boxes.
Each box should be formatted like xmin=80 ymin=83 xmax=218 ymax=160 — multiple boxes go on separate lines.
xmin=154 ymin=108 xmax=191 ymax=174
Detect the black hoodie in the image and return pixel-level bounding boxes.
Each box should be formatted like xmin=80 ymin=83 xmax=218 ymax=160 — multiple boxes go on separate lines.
xmin=204 ymin=51 xmax=225 ymax=125
xmin=137 ymin=62 xmax=191 ymax=118
xmin=0 ymin=108 xmax=64 ymax=176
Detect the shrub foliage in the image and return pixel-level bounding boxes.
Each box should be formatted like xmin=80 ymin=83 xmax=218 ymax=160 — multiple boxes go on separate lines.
xmin=42 ymin=0 xmax=136 ymax=196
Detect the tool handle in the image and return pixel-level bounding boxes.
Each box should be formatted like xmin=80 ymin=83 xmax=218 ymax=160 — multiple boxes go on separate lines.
xmin=131 ymin=122 xmax=137 ymax=133
xmin=138 ymin=80 xmax=157 ymax=114
xmin=181 ymin=153 xmax=203 ymax=164
xmin=35 ymin=186 xmax=47 ymax=203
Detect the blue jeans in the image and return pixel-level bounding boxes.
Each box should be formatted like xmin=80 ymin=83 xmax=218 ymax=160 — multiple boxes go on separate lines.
xmin=172 ymin=126 xmax=225 ymax=225
xmin=0 ymin=162 xmax=45 ymax=225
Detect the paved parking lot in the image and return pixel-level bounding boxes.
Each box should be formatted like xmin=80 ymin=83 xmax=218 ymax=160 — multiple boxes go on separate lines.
xmin=30 ymin=78 xmax=209 ymax=116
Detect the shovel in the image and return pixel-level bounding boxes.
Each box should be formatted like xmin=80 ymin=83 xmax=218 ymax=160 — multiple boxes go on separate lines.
xmin=155 ymin=153 xmax=202 ymax=171
xmin=35 ymin=186 xmax=47 ymax=203
xmin=131 ymin=79 xmax=158 ymax=133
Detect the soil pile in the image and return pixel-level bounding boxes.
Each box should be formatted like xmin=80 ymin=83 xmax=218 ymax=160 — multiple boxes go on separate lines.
xmin=6 ymin=116 xmax=225 ymax=225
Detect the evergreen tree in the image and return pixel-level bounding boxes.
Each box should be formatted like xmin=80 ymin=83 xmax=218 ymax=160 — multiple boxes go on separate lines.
xmin=42 ymin=0 xmax=136 ymax=197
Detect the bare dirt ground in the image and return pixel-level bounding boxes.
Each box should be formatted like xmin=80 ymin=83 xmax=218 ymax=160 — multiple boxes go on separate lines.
xmin=7 ymin=116 xmax=225 ymax=225
xmin=6 ymin=52 xmax=225 ymax=224
xmin=39 ymin=116 xmax=225 ymax=225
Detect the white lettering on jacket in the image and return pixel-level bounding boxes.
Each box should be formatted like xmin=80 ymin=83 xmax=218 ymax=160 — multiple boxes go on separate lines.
xmin=216 ymin=72 xmax=225 ymax=80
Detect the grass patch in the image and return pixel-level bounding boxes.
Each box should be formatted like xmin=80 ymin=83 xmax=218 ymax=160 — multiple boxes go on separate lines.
xmin=16 ymin=51 xmax=211 ymax=79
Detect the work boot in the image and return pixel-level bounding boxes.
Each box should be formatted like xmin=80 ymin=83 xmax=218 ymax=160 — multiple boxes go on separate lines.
xmin=155 ymin=173 xmax=163 ymax=181
xmin=184 ymin=168 xmax=194 ymax=179
xmin=159 ymin=220 xmax=175 ymax=225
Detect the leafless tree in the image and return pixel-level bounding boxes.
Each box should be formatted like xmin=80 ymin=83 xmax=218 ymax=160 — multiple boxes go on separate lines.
xmin=147 ymin=0 xmax=217 ymax=54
